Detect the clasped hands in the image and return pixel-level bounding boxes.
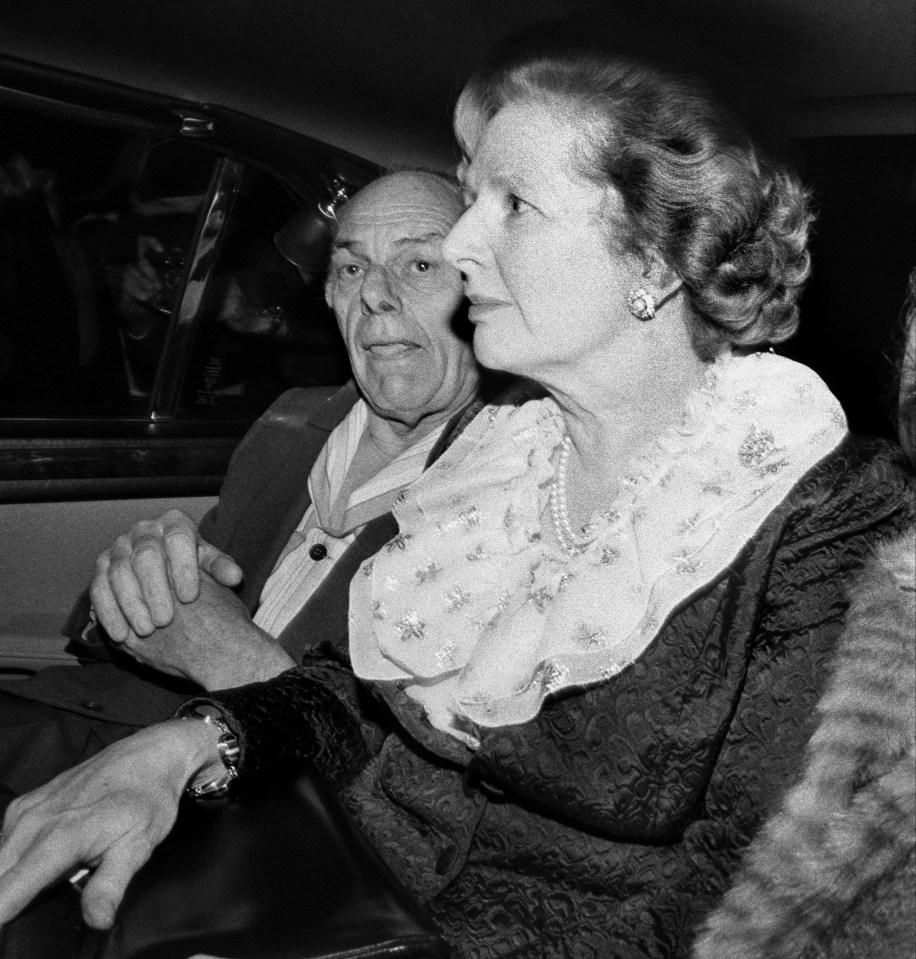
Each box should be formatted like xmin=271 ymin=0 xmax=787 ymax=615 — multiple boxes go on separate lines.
xmin=0 ymin=510 xmax=298 ymax=933
xmin=90 ymin=508 xmax=295 ymax=689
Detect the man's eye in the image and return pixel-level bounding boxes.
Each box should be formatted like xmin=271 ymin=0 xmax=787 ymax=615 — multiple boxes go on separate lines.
xmin=509 ymin=194 xmax=528 ymax=214
xmin=338 ymin=263 xmax=362 ymax=278
xmin=412 ymin=260 xmax=433 ymax=273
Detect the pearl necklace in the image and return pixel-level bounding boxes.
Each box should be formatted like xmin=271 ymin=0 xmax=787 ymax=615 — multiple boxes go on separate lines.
xmin=549 ymin=435 xmax=594 ymax=556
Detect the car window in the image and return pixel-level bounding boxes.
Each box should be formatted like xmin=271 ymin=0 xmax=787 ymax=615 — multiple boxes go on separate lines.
xmin=0 ymin=110 xmax=213 ymax=417
xmin=178 ymin=166 xmax=349 ymax=418
xmin=0 ymin=105 xmax=118 ymax=415
xmin=1 ymin=103 xmax=350 ymax=429
xmin=77 ymin=138 xmax=216 ymax=406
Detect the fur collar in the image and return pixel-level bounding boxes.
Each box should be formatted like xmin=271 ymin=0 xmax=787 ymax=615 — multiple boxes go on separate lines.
xmin=693 ymin=530 xmax=916 ymax=959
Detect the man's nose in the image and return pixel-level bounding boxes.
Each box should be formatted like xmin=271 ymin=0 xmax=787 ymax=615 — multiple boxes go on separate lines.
xmin=359 ymin=265 xmax=401 ymax=315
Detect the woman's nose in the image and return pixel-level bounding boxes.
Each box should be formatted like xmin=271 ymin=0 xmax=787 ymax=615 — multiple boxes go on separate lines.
xmin=442 ymin=205 xmax=482 ymax=271
xmin=360 ymin=265 xmax=401 ymax=315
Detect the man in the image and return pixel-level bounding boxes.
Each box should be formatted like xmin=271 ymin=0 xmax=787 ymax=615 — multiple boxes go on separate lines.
xmin=0 ymin=169 xmax=483 ymax=796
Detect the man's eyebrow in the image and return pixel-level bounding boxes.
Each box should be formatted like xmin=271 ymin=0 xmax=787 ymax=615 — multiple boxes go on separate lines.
xmin=394 ymin=232 xmax=446 ymax=247
xmin=330 ymin=239 xmax=363 ymax=254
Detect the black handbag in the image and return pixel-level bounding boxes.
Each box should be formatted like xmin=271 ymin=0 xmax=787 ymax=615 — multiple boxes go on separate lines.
xmin=1 ymin=770 xmax=449 ymax=959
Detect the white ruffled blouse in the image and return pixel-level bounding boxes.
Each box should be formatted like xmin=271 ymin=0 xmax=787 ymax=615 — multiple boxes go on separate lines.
xmin=349 ymin=352 xmax=848 ymax=746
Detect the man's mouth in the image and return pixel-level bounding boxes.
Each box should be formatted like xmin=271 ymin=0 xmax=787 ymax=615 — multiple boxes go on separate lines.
xmin=363 ymin=340 xmax=420 ymax=358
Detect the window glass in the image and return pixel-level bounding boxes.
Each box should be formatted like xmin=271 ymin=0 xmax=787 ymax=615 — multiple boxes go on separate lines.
xmin=178 ymin=168 xmax=350 ymax=417
xmin=1 ymin=106 xmax=124 ymax=415
xmin=0 ymin=104 xmax=214 ymax=417
xmin=77 ymin=139 xmax=215 ymax=402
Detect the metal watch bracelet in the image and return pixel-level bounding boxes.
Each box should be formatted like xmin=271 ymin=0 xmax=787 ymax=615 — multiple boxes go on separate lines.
xmin=183 ymin=708 xmax=241 ymax=800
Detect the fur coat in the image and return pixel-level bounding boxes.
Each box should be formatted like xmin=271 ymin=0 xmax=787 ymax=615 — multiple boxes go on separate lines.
xmin=693 ymin=527 xmax=916 ymax=959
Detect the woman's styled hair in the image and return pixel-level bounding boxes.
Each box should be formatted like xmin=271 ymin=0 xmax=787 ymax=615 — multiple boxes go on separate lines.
xmin=454 ymin=51 xmax=813 ymax=351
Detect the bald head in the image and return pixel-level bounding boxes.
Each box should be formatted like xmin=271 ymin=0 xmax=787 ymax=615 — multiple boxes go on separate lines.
xmin=331 ymin=170 xmax=464 ymax=241
xmin=324 ymin=169 xmax=479 ymax=437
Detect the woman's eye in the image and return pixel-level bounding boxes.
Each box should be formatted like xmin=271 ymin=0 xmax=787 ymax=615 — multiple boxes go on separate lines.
xmin=412 ymin=260 xmax=433 ymax=273
xmin=509 ymin=194 xmax=528 ymax=215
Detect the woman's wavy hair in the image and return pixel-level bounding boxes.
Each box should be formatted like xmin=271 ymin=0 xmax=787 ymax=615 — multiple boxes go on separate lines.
xmin=454 ymin=51 xmax=814 ymax=352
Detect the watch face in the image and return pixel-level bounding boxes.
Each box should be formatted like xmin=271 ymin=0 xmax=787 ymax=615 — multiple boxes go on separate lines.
xmin=194 ymin=704 xmax=224 ymax=720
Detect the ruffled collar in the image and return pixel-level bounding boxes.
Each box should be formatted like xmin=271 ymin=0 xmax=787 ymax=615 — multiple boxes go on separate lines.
xmin=349 ymin=352 xmax=848 ymax=745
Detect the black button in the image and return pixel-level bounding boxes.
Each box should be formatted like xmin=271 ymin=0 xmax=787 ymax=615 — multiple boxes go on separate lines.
xmin=434 ymin=844 xmax=458 ymax=875
xmin=308 ymin=543 xmax=328 ymax=561
xmin=80 ymin=700 xmax=104 ymax=711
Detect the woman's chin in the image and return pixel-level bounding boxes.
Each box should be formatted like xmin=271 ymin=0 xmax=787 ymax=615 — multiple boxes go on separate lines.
xmin=472 ymin=327 xmax=517 ymax=376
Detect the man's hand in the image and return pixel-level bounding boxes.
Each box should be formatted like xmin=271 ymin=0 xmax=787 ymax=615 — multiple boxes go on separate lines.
xmin=117 ymin=572 xmax=295 ymax=690
xmin=0 ymin=721 xmax=221 ymax=930
xmin=0 ymin=154 xmax=61 ymax=227
xmin=90 ymin=508 xmax=243 ymax=642
xmin=117 ymin=254 xmax=165 ymax=324
xmin=116 ymin=235 xmax=185 ymax=327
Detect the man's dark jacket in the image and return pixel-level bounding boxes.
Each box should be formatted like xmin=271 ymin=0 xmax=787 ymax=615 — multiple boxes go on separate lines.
xmin=0 ymin=383 xmax=407 ymax=791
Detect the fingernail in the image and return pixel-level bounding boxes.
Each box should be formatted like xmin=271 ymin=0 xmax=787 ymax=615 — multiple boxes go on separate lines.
xmin=68 ymin=867 xmax=91 ymax=891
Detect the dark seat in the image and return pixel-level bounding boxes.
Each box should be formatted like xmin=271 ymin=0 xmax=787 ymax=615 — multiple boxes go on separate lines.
xmin=1 ymin=768 xmax=449 ymax=959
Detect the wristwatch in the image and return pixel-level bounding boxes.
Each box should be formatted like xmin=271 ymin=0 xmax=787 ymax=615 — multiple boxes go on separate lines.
xmin=181 ymin=704 xmax=241 ymax=800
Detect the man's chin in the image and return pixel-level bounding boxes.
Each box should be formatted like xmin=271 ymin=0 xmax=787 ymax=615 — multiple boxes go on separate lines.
xmin=359 ymin=372 xmax=436 ymax=422
xmin=357 ymin=362 xmax=479 ymax=434
xmin=365 ymin=395 xmax=466 ymax=435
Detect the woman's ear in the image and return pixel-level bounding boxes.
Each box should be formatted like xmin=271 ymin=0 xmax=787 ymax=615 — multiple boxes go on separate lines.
xmin=641 ymin=250 xmax=682 ymax=308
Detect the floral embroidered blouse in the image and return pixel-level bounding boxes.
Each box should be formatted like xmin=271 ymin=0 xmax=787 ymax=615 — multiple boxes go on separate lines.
xmin=349 ymin=351 xmax=848 ymax=743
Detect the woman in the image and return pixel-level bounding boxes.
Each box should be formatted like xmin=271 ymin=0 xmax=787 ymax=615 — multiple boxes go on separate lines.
xmin=0 ymin=49 xmax=912 ymax=958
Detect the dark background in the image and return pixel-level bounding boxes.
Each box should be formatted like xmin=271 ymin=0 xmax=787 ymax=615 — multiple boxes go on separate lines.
xmin=788 ymin=135 xmax=915 ymax=439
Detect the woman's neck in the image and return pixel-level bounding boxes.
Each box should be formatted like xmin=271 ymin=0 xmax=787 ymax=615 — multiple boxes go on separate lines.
xmin=550 ymin=334 xmax=713 ymax=531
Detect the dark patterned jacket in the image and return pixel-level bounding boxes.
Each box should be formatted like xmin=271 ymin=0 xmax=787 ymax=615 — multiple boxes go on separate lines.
xmin=198 ymin=434 xmax=914 ymax=958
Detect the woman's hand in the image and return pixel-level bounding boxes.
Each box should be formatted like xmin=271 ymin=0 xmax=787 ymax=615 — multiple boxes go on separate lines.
xmin=90 ymin=508 xmax=243 ymax=642
xmin=0 ymin=720 xmax=222 ymax=929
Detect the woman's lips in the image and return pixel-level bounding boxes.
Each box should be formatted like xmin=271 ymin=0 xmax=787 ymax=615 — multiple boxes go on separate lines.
xmin=468 ymin=300 xmax=509 ymax=322
xmin=466 ymin=290 xmax=512 ymax=323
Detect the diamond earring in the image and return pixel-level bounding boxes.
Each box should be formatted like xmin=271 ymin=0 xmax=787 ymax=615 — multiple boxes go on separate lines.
xmin=626 ymin=288 xmax=656 ymax=321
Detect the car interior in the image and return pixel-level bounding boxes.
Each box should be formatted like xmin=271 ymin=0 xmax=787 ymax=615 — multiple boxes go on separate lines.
xmin=0 ymin=0 xmax=912 ymax=667
xmin=0 ymin=0 xmax=913 ymax=955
